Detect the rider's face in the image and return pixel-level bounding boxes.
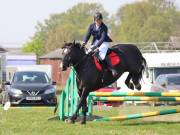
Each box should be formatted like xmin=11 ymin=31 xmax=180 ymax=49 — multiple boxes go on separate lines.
xmin=95 ymin=19 xmax=102 ymax=26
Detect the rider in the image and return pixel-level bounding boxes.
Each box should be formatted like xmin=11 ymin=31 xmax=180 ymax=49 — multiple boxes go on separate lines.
xmin=82 ymin=12 xmax=117 ymax=76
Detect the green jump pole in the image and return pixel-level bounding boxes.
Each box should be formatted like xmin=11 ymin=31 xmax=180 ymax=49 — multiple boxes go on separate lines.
xmin=59 ymin=90 xmax=65 ymax=120
xmin=92 ymin=96 xmax=180 ymax=101
xmin=59 ymin=67 xmax=79 ymax=120
xmin=90 ymin=91 xmax=180 ymax=97
xmin=87 ymin=95 xmax=93 ymax=115
xmin=71 ymin=68 xmax=78 ymax=116
xmin=96 ymin=108 xmax=180 ymax=121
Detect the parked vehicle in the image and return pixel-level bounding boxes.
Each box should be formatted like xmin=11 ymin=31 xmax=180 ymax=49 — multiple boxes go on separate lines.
xmin=6 ymin=65 xmax=52 ymax=82
xmin=5 ymin=71 xmax=57 ymax=106
xmin=151 ymin=73 xmax=180 ymax=92
xmin=150 ymin=73 xmax=180 ymax=106
xmin=95 ymin=84 xmax=121 ymax=106
xmin=96 ymin=85 xmax=120 ymax=92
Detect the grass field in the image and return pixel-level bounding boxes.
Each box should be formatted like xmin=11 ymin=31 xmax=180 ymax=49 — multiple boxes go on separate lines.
xmin=1 ymin=105 xmax=180 ymax=135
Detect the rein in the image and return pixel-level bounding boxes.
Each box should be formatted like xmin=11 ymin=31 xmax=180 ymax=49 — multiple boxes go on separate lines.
xmin=72 ymin=48 xmax=98 ymax=68
xmin=70 ymin=51 xmax=89 ymax=79
xmin=72 ymin=47 xmax=102 ymax=68
xmin=70 ymin=48 xmax=91 ymax=68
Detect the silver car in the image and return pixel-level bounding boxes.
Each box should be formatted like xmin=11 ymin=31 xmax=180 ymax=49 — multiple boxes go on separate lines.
xmin=151 ymin=73 xmax=180 ymax=106
xmin=151 ymin=73 xmax=180 ymax=92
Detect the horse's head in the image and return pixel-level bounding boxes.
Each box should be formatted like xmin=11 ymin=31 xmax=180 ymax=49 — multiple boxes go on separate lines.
xmin=61 ymin=41 xmax=85 ymax=71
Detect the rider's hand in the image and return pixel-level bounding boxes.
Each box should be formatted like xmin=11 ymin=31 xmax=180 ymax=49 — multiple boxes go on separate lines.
xmin=91 ymin=45 xmax=98 ymax=51
xmin=81 ymin=42 xmax=86 ymax=48
xmin=87 ymin=45 xmax=98 ymax=54
xmin=87 ymin=48 xmax=92 ymax=54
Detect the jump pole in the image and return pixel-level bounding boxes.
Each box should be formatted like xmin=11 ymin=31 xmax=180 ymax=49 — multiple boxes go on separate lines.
xmin=96 ymin=108 xmax=180 ymax=121
xmin=59 ymin=68 xmax=79 ymax=120
xmin=90 ymin=91 xmax=180 ymax=97
xmin=87 ymin=92 xmax=180 ymax=115
xmin=92 ymin=96 xmax=180 ymax=102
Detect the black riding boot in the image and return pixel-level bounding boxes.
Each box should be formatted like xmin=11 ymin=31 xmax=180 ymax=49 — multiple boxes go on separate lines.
xmin=104 ymin=56 xmax=117 ymax=76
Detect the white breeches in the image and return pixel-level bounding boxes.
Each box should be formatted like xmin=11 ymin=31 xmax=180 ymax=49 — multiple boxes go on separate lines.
xmin=94 ymin=40 xmax=109 ymax=60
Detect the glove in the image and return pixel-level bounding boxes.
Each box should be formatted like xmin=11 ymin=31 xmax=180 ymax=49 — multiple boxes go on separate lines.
xmin=87 ymin=45 xmax=98 ymax=54
xmin=91 ymin=45 xmax=98 ymax=51
xmin=81 ymin=42 xmax=86 ymax=49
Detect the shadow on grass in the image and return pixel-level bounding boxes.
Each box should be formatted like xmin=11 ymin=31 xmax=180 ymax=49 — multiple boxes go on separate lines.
xmin=48 ymin=115 xmax=103 ymax=122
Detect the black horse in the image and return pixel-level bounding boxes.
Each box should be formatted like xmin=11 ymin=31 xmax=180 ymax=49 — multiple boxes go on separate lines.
xmin=61 ymin=41 xmax=148 ymax=124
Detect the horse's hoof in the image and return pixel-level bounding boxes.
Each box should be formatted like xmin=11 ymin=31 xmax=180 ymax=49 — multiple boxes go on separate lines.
xmin=128 ymin=83 xmax=134 ymax=90
xmin=135 ymin=84 xmax=141 ymax=91
xmin=80 ymin=121 xmax=86 ymax=125
xmin=65 ymin=118 xmax=75 ymax=124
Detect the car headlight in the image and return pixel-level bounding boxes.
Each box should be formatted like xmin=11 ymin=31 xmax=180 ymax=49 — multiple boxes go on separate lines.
xmin=44 ymin=88 xmax=55 ymax=94
xmin=10 ymin=88 xmax=23 ymax=95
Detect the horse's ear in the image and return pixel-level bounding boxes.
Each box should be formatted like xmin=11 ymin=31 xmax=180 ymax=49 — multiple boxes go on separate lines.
xmin=62 ymin=41 xmax=68 ymax=49
xmin=62 ymin=41 xmax=66 ymax=49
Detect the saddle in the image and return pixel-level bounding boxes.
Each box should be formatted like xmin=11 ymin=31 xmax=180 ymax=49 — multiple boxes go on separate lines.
xmin=93 ymin=49 xmax=121 ymax=71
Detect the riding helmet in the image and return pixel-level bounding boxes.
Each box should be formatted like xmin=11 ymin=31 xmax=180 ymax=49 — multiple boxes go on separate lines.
xmin=94 ymin=12 xmax=103 ymax=21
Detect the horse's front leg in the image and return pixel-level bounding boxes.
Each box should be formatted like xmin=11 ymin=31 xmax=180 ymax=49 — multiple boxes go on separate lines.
xmin=68 ymin=89 xmax=89 ymax=124
xmin=81 ymin=99 xmax=88 ymax=124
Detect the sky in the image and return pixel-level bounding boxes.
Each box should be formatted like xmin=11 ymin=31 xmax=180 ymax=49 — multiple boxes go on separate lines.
xmin=0 ymin=0 xmax=179 ymax=48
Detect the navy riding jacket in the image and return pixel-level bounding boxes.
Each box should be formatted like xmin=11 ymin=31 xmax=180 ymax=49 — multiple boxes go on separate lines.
xmin=83 ymin=22 xmax=112 ymax=47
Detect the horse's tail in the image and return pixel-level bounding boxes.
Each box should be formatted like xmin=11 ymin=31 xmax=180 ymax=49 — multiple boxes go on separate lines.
xmin=135 ymin=56 xmax=148 ymax=85
xmin=141 ymin=56 xmax=149 ymax=78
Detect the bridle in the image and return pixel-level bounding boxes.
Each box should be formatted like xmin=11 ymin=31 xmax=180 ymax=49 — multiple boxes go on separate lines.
xmin=63 ymin=46 xmax=89 ymax=69
xmin=71 ymin=47 xmax=99 ymax=68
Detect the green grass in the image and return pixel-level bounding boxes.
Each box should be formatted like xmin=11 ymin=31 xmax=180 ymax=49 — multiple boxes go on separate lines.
xmin=1 ymin=105 xmax=180 ymax=135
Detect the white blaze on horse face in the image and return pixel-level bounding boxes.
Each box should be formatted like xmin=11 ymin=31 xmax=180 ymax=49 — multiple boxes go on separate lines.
xmin=63 ymin=48 xmax=68 ymax=54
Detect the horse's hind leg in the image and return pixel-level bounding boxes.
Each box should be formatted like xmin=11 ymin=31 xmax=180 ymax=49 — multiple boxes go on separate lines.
xmin=132 ymin=72 xmax=142 ymax=90
xmin=69 ymin=88 xmax=89 ymax=124
xmin=125 ymin=73 xmax=134 ymax=90
xmin=81 ymin=99 xmax=88 ymax=124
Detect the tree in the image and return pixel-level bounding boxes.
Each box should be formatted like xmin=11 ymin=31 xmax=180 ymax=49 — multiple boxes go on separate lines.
xmin=23 ymin=3 xmax=109 ymax=55
xmin=23 ymin=37 xmax=44 ymax=57
xmin=112 ymin=0 xmax=180 ymax=42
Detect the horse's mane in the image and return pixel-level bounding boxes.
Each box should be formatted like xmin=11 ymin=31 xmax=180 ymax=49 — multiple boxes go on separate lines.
xmin=62 ymin=42 xmax=81 ymax=48
xmin=74 ymin=42 xmax=81 ymax=49
xmin=62 ymin=42 xmax=85 ymax=53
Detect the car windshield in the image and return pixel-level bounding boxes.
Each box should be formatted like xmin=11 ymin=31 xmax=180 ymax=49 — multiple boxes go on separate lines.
xmin=167 ymin=76 xmax=180 ymax=85
xmin=154 ymin=68 xmax=180 ymax=79
xmin=12 ymin=72 xmax=50 ymax=83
